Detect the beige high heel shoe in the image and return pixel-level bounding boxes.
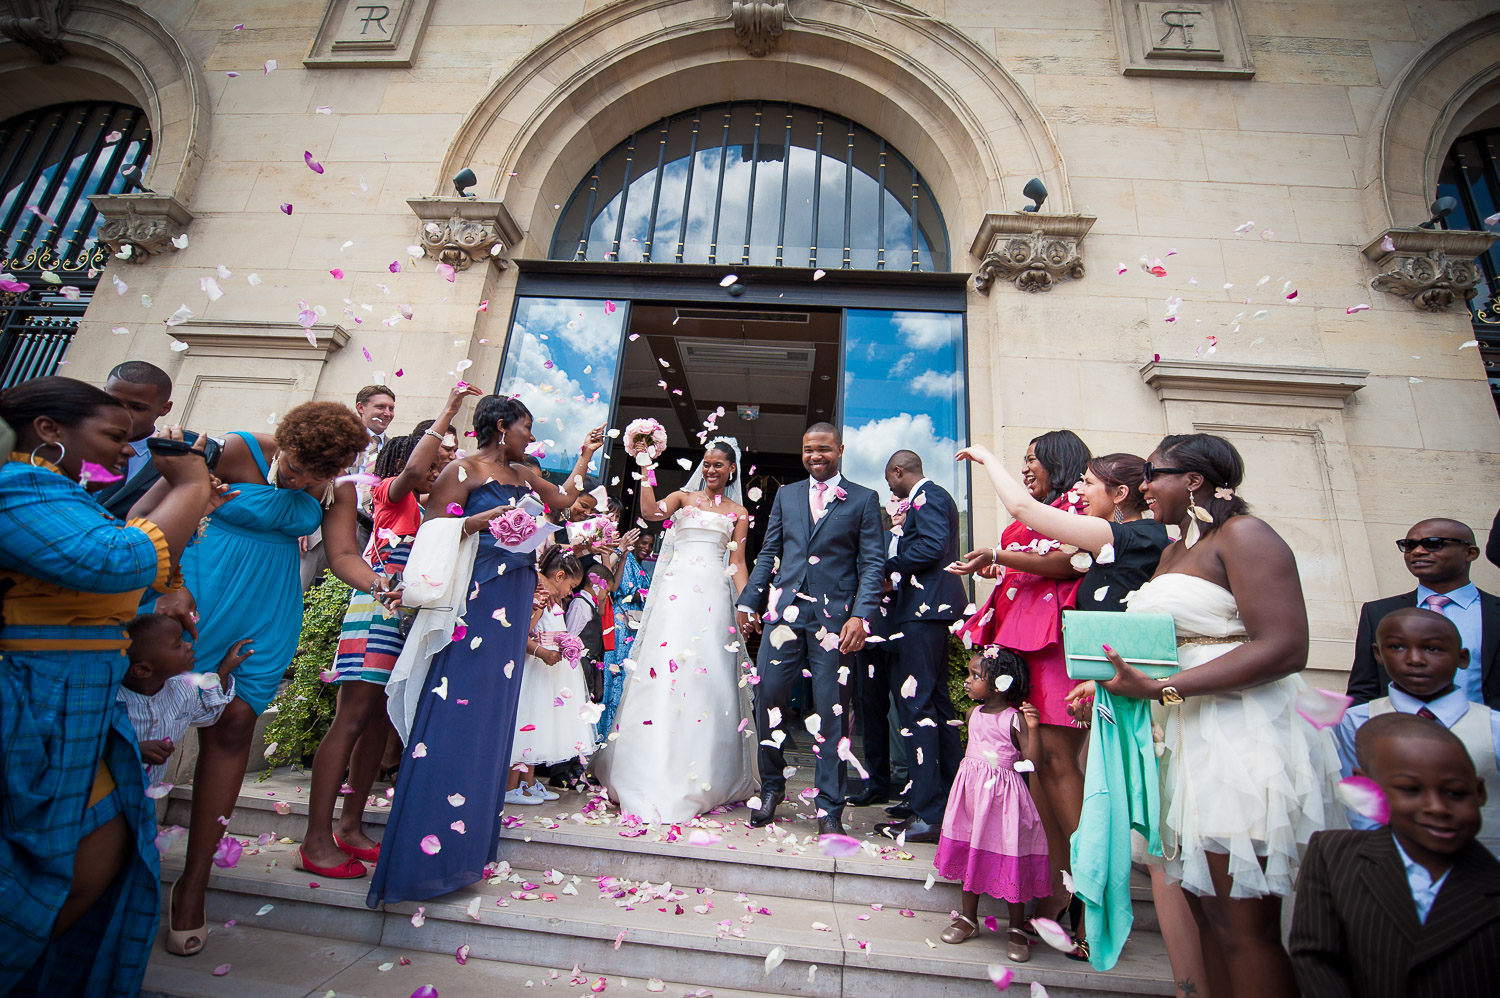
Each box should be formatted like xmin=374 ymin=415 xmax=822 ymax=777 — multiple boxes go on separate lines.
xmin=163 ymin=879 xmax=206 ymax=956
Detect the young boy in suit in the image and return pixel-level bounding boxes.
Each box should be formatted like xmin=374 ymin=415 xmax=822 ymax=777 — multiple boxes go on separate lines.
xmin=1290 ymin=712 xmax=1500 ymax=997
xmin=1334 ymin=607 xmax=1500 ymax=855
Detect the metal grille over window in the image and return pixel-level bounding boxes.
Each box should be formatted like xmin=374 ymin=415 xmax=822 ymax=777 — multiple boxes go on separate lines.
xmin=0 ymin=101 xmax=153 ymax=387
xmin=1437 ymin=127 xmax=1500 ymax=413
xmin=549 ymin=102 xmax=948 ymax=272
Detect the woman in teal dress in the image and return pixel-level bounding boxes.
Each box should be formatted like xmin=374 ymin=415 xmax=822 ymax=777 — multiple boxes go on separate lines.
xmin=135 ymin=401 xmax=397 ymax=956
xmin=0 ymin=377 xmax=212 ymax=996
xmin=368 ymin=395 xmax=604 ymax=906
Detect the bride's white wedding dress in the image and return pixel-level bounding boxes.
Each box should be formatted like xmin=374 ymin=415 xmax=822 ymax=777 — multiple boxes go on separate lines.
xmin=592 ymin=505 xmax=760 ymax=822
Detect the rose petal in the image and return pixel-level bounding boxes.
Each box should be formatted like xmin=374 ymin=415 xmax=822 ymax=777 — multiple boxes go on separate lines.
xmin=1294 ymin=687 xmax=1353 ymax=729
xmin=1337 ymin=775 xmax=1389 ymax=824
xmin=817 ymin=833 xmax=862 ymax=857
xmin=420 ymin=834 xmax=442 ymax=855
xmin=1030 ymin=916 xmax=1073 ymax=952
xmin=987 ymin=964 xmax=1014 ymax=989
xmin=454 ymin=944 xmax=469 ymax=965
xmin=304 ymin=151 xmax=324 ymax=174
xmin=213 ymin=963 xmax=232 ymax=977
xmin=79 ymin=460 xmax=123 ymax=484
xmin=411 ymin=987 xmax=439 ymax=998
xmin=763 ymin=945 xmax=785 ymax=973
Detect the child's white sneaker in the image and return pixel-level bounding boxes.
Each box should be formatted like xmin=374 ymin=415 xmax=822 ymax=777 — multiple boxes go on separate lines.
xmin=528 ymin=781 xmax=561 ymax=801
xmin=505 ymin=787 xmax=543 ymax=806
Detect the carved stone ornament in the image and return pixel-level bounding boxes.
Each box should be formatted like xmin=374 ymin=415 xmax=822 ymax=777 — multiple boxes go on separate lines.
xmin=0 ymin=0 xmax=72 ymax=63
xmin=970 ymin=212 xmax=1097 ymax=294
xmin=1361 ymin=227 xmax=1499 ymax=313
xmin=407 ymin=198 xmax=523 ymax=271
xmin=85 ymin=193 xmax=194 ymax=265
xmin=731 ymin=1 xmax=787 ymax=58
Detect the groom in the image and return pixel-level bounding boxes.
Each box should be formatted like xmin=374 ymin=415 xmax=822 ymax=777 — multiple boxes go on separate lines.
xmin=737 ymin=423 xmax=885 ymax=835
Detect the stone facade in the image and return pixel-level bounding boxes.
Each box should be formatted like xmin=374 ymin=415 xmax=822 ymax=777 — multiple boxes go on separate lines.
xmin=3 ymin=0 xmax=1498 ymax=686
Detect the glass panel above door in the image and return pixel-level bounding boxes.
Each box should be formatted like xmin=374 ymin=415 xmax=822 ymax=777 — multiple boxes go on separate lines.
xmin=842 ymin=308 xmax=969 ymax=533
xmin=495 ymin=296 xmax=627 ymax=480
xmin=550 ymin=102 xmax=949 ymax=272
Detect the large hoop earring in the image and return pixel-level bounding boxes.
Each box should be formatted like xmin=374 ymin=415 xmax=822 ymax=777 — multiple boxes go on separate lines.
xmin=29 ymin=441 xmax=65 ymax=467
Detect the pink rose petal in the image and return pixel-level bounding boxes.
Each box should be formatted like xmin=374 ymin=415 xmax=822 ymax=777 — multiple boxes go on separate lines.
xmin=411 ymin=988 xmax=439 ymax=998
xmin=330 ymin=268 xmax=344 ymax=279
xmin=987 ymin=963 xmax=1014 ymax=989
xmin=817 ymin=833 xmax=862 ymax=857
xmin=1295 ymin=687 xmax=1353 ymax=729
xmin=79 ymin=460 xmax=123 ymax=484
xmin=212 ymin=836 xmax=243 ymax=868
xmin=1337 ymin=775 xmax=1390 ymax=824
xmin=454 ymin=944 xmax=469 ymax=965
xmin=1030 ymin=916 xmax=1073 ymax=952
xmin=279 ymin=203 xmax=293 ymax=215
xmin=213 ymin=963 xmax=231 ymax=977
xmin=452 ymin=623 xmax=467 ymax=641
xmin=420 ymin=834 xmax=442 ymax=855
xmin=0 ymin=279 xmax=29 ymax=293
xmin=304 ymin=151 xmax=324 ymax=174
xmin=437 ymin=263 xmax=456 ymax=282
xmin=1346 ymin=304 xmax=1371 ymax=314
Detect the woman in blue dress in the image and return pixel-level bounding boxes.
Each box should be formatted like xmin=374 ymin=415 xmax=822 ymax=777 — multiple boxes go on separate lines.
xmin=0 ymin=377 xmax=212 ymax=996
xmin=368 ymin=396 xmax=604 ymax=906
xmin=598 ymin=527 xmax=652 ymax=738
xmin=135 ymin=402 xmax=398 ymax=956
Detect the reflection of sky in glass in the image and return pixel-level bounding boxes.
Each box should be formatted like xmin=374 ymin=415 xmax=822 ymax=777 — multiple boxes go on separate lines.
xmin=842 ymin=310 xmax=968 ymax=512
xmin=550 ymin=102 xmax=949 ymax=271
xmin=496 ymin=298 xmax=625 ymax=478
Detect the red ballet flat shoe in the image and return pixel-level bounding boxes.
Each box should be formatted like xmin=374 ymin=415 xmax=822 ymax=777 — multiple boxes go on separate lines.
xmin=296 ymin=847 xmax=367 ymax=879
xmin=333 ymin=833 xmax=381 ymax=863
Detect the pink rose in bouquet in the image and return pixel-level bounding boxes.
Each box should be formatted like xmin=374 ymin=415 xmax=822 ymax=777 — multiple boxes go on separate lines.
xmin=488 ymin=507 xmax=539 ymax=548
xmin=623 ymin=417 xmax=668 ymax=467
xmin=539 ymin=631 xmax=586 ymax=665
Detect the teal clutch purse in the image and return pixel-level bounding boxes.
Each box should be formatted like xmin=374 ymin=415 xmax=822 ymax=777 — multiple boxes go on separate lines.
xmin=1062 ymin=610 xmax=1180 ymax=680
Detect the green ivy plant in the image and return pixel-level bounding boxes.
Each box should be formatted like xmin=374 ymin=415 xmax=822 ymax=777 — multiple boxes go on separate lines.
xmin=946 ymin=633 xmax=978 ymax=743
xmin=259 ymin=572 xmax=352 ymax=778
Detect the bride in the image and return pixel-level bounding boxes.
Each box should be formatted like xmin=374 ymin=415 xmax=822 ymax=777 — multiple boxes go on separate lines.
xmin=592 ymin=437 xmax=761 ymax=822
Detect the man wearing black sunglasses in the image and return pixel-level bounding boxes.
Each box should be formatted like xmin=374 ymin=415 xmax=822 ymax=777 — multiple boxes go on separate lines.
xmin=1347 ymin=518 xmax=1498 ymax=709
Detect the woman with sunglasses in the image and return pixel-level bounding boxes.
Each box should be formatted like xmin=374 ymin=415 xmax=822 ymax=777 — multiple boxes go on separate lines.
xmin=947 ymin=429 xmax=1090 ymax=944
xmin=1097 ymin=433 xmax=1342 ymax=998
xmin=956 ymin=444 xmax=1230 ymax=989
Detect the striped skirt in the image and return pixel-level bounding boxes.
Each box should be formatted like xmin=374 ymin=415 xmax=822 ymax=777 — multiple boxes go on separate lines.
xmin=333 ymin=590 xmax=412 ymax=685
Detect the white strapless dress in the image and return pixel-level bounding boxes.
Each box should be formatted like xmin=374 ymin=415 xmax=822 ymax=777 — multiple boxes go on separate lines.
xmin=591 ymin=506 xmax=760 ymax=822
xmin=1127 ymin=574 xmax=1344 ymax=899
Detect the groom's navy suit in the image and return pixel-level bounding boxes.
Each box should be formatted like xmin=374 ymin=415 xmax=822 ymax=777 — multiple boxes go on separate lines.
xmin=740 ymin=476 xmax=885 ymax=817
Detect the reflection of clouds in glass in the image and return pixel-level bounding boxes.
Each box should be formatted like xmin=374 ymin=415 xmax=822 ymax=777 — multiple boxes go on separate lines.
xmin=517 ymin=298 xmax=617 ymax=362
xmin=910 ymin=370 xmax=963 ymax=396
xmin=497 ymin=328 xmax=609 ymax=473
xmin=842 ymin=412 xmax=962 ymax=510
xmin=892 ymin=312 xmax=955 ymax=349
xmin=891 ymin=352 xmax=916 ymax=376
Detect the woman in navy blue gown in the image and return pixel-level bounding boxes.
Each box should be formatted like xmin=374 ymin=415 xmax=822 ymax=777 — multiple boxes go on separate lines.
xmin=368 ymin=396 xmax=604 ymax=906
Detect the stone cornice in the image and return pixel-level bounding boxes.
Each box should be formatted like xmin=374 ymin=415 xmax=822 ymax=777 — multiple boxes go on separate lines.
xmin=1139 ymin=360 xmax=1368 ymax=409
xmin=970 ymin=212 xmax=1096 ymax=294
xmin=1360 ymin=226 xmax=1498 ymax=313
xmin=168 ymin=319 xmax=350 ymax=362
xmin=408 ymin=197 xmax=524 ymax=271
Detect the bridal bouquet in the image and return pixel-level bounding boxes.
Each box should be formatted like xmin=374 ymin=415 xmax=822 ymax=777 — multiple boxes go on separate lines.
xmin=487 ymin=505 xmax=559 ymax=554
xmin=566 ymin=514 xmax=619 ymax=549
xmin=623 ymin=417 xmax=668 ymax=467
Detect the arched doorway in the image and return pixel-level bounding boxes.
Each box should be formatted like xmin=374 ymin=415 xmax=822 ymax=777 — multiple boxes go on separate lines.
xmin=0 ymin=100 xmax=151 ymax=385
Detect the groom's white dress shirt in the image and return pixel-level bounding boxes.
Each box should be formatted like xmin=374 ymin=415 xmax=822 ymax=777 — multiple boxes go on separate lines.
xmin=736 ymin=474 xmax=845 ymax=615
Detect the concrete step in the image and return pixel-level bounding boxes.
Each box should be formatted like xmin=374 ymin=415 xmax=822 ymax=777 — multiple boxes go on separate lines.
xmin=160 ymin=840 xmax=1175 ymax=998
xmin=144 ymin=923 xmax=790 ymax=998
xmin=167 ymin=769 xmax=1158 ymax=932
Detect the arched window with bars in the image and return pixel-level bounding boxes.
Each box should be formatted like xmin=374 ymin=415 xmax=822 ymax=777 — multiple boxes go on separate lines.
xmin=0 ymin=101 xmax=152 ymax=387
xmin=549 ymin=102 xmax=949 ymax=272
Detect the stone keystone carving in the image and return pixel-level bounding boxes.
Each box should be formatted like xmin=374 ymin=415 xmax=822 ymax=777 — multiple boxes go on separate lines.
xmin=731 ymin=1 xmax=787 ymax=58
xmin=0 ymin=0 xmax=72 ymax=64
xmin=86 ymin=193 xmax=194 ymax=265
xmin=970 ymin=213 xmax=1097 ymax=294
xmin=1361 ymin=228 xmax=1498 ymax=313
xmin=407 ymin=198 xmax=524 ymax=271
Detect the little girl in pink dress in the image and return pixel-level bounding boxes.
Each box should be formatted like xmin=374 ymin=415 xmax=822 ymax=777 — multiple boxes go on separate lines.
xmin=934 ymin=647 xmax=1052 ymax=962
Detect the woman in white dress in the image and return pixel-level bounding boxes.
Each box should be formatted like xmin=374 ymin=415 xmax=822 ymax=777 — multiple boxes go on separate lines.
xmin=592 ymin=438 xmax=760 ymax=822
xmin=1097 ymin=433 xmax=1342 ymax=998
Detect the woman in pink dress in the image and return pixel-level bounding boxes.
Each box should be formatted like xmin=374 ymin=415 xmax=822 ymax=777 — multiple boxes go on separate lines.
xmin=949 ymin=429 xmax=1089 ymax=934
xmin=935 ymin=647 xmax=1050 ymax=963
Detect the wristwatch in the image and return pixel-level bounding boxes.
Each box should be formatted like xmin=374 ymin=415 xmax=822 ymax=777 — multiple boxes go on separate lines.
xmin=1159 ymin=686 xmax=1184 ymax=707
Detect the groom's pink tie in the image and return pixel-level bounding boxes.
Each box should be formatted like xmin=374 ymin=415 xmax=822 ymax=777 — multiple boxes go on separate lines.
xmin=812 ymin=480 xmax=829 ymax=521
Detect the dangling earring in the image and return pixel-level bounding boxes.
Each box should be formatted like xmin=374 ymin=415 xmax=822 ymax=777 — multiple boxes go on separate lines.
xmin=1112 ymin=505 xmax=1125 ymax=524
xmin=1183 ymin=489 xmax=1213 ymax=548
xmin=29 ymin=441 xmax=65 ymax=467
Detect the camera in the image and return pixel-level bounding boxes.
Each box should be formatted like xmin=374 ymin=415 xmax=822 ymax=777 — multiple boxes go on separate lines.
xmin=146 ymin=434 xmax=224 ymax=472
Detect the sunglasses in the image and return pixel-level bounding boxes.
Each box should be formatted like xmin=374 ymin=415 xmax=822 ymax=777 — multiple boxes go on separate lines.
xmin=1141 ymin=463 xmax=1189 ymax=483
xmin=1395 ymin=537 xmax=1470 ymax=553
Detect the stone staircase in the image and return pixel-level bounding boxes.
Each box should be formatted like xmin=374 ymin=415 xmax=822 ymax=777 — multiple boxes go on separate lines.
xmin=149 ymin=770 xmax=1175 ymax=998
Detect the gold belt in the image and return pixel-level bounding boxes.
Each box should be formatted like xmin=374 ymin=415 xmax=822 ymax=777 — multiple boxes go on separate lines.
xmin=1176 ymin=635 xmax=1248 ymax=648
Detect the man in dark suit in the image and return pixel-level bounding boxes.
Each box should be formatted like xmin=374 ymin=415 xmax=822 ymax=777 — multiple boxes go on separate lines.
xmin=96 ymin=361 xmax=192 ymax=519
xmin=851 ymin=517 xmax=906 ymax=809
xmin=869 ymin=450 xmax=967 ymax=842
xmin=737 ymin=423 xmax=885 ymax=836
xmin=1290 ymin=712 xmax=1500 ymax=997
xmin=1347 ymin=518 xmax=1498 ymax=709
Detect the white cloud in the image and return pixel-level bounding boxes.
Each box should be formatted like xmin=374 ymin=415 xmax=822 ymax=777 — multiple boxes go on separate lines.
xmin=840 ymin=412 xmax=963 ymax=510
xmin=519 ymin=299 xmax=619 ymax=362
xmin=910 ymin=369 xmax=963 ymax=396
xmin=498 ymin=327 xmax=610 ymax=472
xmin=891 ymin=312 xmax=956 ymax=350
